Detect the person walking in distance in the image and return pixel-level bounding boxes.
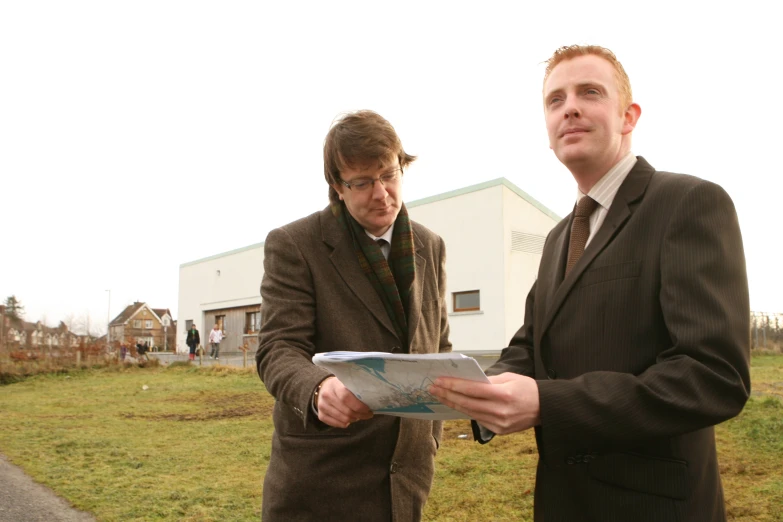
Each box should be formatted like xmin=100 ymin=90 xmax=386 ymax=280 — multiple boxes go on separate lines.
xmin=209 ymin=324 xmax=223 ymax=360
xmin=186 ymin=324 xmax=200 ymax=362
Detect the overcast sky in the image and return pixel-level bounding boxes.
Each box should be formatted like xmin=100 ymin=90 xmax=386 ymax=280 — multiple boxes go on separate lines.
xmin=1 ymin=1 xmax=779 ymax=332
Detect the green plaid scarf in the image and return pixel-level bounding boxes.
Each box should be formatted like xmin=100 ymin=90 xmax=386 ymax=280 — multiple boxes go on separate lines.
xmin=331 ymin=202 xmax=416 ymax=350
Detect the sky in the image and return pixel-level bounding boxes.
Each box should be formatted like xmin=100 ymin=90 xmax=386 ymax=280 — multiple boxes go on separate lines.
xmin=1 ymin=1 xmax=780 ymax=333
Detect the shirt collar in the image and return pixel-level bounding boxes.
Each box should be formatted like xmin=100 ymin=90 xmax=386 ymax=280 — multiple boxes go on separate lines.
xmin=365 ymin=224 xmax=394 ymax=244
xmin=576 ymin=152 xmax=637 ymax=210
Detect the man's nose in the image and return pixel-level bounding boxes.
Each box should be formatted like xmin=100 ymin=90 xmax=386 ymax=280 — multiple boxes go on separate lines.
xmin=371 ymin=179 xmax=389 ymax=199
xmin=563 ymin=102 xmax=580 ymax=119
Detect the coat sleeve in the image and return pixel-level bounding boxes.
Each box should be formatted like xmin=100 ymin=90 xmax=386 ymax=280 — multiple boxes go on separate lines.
xmin=470 ymin=279 xmax=537 ymax=444
xmin=256 ymin=227 xmax=332 ymax=428
xmin=488 ymin=279 xmax=537 ymax=378
xmin=432 ymin=235 xmax=452 ymax=447
xmin=536 ymin=180 xmax=751 ymax=463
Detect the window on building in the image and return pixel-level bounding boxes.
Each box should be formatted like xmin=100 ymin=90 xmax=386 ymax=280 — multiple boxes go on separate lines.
xmin=185 ymin=320 xmax=193 ymax=331
xmin=144 ymin=320 xmax=153 ymax=329
xmin=215 ymin=314 xmax=226 ymax=331
xmin=245 ymin=312 xmax=260 ymax=334
xmin=133 ymin=320 xmax=141 ymax=329
xmin=453 ymin=290 xmax=480 ymax=312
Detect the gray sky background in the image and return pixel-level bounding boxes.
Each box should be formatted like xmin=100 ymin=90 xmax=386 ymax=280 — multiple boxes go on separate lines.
xmin=1 ymin=1 xmax=779 ymax=334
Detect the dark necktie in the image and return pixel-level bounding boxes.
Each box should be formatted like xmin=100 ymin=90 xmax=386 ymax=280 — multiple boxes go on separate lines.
xmin=565 ymin=196 xmax=598 ymax=276
xmin=376 ymin=238 xmax=389 ymax=260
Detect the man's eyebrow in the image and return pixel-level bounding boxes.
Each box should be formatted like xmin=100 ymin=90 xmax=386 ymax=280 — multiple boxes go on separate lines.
xmin=576 ymin=81 xmax=606 ymax=90
xmin=544 ymin=87 xmax=563 ymax=100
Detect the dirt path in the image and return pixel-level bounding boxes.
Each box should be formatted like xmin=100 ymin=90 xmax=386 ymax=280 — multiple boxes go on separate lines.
xmin=0 ymin=455 xmax=96 ymax=522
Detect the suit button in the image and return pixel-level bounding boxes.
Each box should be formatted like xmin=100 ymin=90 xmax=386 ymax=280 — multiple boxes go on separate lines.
xmin=547 ymin=368 xmax=557 ymax=379
xmin=390 ymin=462 xmax=399 ymax=474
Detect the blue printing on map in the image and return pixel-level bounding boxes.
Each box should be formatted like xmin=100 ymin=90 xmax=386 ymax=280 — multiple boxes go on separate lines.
xmin=377 ymin=404 xmax=436 ymax=413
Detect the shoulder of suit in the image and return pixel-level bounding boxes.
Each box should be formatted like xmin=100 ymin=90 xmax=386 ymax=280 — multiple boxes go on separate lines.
xmin=410 ymin=220 xmax=444 ymax=245
xmin=266 ymin=208 xmax=325 ymax=241
xmin=648 ymin=169 xmax=724 ymax=195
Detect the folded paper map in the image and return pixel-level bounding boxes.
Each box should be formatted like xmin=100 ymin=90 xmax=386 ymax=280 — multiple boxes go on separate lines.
xmin=313 ymin=351 xmax=490 ymax=420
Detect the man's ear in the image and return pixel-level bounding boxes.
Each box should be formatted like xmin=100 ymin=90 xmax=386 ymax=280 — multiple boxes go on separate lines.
xmin=622 ymin=103 xmax=642 ymax=135
xmin=331 ymin=183 xmax=345 ymax=201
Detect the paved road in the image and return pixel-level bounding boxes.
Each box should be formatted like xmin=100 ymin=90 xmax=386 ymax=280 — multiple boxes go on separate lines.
xmin=0 ymin=455 xmax=96 ymax=522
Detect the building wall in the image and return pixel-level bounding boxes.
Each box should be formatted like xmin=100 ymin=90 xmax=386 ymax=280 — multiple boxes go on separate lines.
xmin=177 ymin=243 xmax=265 ymax=353
xmin=502 ymin=185 xmax=561 ymax=344
xmin=408 ymin=185 xmax=507 ymax=353
xmin=203 ymin=304 xmax=261 ymax=355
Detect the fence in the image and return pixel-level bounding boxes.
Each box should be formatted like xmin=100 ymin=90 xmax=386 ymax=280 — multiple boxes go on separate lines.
xmin=751 ymin=311 xmax=783 ymax=351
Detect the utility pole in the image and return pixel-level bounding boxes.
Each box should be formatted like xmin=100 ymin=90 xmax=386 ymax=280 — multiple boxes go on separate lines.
xmin=105 ymin=290 xmax=111 ymax=351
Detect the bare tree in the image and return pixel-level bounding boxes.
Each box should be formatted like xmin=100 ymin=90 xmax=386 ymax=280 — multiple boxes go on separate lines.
xmin=63 ymin=313 xmax=78 ymax=332
xmin=77 ymin=312 xmax=105 ymax=340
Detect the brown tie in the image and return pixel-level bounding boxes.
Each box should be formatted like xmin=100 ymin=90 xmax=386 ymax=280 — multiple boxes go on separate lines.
xmin=565 ymin=196 xmax=598 ymax=276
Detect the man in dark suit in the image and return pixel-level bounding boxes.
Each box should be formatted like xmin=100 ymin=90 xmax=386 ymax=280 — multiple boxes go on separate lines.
xmin=256 ymin=110 xmax=452 ymax=521
xmin=430 ymin=45 xmax=750 ymax=521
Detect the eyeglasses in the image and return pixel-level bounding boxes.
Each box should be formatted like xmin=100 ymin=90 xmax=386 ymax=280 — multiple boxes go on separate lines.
xmin=339 ymin=168 xmax=402 ymax=192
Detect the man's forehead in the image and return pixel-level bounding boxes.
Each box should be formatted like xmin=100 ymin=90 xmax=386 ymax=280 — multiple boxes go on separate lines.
xmin=544 ymin=55 xmax=615 ymax=93
xmin=345 ymin=157 xmax=399 ymax=173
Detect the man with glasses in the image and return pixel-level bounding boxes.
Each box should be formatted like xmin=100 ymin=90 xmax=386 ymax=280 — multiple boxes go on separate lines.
xmin=256 ymin=110 xmax=452 ymax=521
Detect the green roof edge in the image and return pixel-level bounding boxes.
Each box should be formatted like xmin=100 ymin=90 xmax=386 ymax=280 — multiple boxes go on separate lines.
xmin=407 ymin=177 xmax=560 ymax=221
xmin=180 ymin=241 xmax=265 ymax=268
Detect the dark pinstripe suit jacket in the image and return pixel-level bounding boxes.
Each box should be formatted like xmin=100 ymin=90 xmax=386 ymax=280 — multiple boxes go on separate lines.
xmin=486 ymin=157 xmax=751 ymax=522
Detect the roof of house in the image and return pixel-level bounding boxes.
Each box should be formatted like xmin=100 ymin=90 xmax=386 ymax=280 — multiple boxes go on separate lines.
xmin=152 ymin=308 xmax=171 ymax=320
xmin=110 ymin=302 xmax=145 ymax=326
xmin=110 ymin=303 xmax=172 ymax=326
xmin=13 ymin=320 xmax=77 ymax=336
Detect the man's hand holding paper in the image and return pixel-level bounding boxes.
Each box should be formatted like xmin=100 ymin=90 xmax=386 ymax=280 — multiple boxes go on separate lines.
xmin=315 ymin=376 xmax=373 ymax=428
xmin=429 ymin=373 xmax=541 ymax=434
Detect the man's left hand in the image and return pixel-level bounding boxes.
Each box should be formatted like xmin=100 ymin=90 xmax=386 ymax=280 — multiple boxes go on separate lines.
xmin=429 ymin=373 xmax=541 ymax=435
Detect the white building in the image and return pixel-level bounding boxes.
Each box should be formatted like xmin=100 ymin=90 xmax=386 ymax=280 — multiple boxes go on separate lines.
xmin=176 ymin=178 xmax=560 ymax=355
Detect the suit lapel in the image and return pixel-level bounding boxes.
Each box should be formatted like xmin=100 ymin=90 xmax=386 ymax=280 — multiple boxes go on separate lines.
xmin=406 ymin=232 xmax=426 ymax=351
xmin=538 ymin=157 xmax=655 ymax=339
xmin=320 ymin=207 xmax=398 ymax=338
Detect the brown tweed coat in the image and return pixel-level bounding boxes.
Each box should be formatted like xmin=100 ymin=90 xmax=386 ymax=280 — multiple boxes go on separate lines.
xmin=483 ymin=157 xmax=751 ymax=522
xmin=256 ymin=205 xmax=451 ymax=522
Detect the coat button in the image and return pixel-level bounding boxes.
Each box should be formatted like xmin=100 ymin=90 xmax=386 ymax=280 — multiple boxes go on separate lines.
xmin=390 ymin=462 xmax=399 ymax=474
xmin=547 ymin=368 xmax=557 ymax=379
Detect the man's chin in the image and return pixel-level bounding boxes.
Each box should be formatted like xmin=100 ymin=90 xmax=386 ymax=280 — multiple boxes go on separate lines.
xmin=556 ymin=149 xmax=590 ymax=168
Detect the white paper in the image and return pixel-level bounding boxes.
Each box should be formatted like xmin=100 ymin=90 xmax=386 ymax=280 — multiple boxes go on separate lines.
xmin=313 ymin=351 xmax=490 ymax=420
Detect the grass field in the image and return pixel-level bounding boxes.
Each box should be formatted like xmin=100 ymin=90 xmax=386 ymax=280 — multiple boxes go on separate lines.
xmin=0 ymin=355 xmax=781 ymax=521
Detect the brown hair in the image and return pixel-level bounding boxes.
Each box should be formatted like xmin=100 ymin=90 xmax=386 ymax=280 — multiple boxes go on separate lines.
xmin=323 ymin=110 xmax=416 ymax=204
xmin=544 ymin=45 xmax=633 ymax=110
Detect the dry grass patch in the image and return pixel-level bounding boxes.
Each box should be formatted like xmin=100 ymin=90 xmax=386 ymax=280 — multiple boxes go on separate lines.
xmin=0 ymin=356 xmax=781 ymax=521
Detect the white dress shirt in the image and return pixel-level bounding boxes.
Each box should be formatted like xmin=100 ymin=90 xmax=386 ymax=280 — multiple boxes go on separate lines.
xmin=576 ymin=152 xmax=637 ymax=247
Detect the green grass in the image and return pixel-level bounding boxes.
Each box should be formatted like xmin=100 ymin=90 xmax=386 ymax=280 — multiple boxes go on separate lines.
xmin=0 ymin=356 xmax=781 ymax=521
